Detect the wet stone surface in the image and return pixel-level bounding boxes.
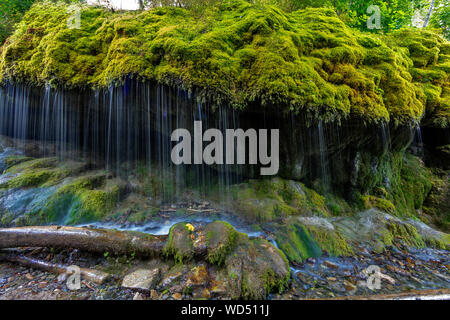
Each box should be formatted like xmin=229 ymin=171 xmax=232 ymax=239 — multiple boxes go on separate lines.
xmin=0 ymin=243 xmax=449 ymax=300
xmin=275 ymin=245 xmax=450 ymax=299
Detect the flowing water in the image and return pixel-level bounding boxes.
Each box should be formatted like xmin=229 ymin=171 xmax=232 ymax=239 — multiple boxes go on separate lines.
xmin=0 ymin=81 xmax=250 ymax=208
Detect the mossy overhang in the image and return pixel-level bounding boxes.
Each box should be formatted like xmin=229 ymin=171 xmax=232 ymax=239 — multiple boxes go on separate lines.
xmin=0 ymin=0 xmax=448 ymax=127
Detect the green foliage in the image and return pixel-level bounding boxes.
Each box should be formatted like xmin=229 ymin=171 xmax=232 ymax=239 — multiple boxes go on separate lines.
xmin=344 ymin=0 xmax=424 ymax=33
xmin=430 ymin=1 xmax=450 ymax=40
xmin=361 ymin=195 xmax=396 ymax=214
xmin=0 ymin=0 xmax=35 ymax=45
xmin=0 ymin=0 xmax=86 ymax=45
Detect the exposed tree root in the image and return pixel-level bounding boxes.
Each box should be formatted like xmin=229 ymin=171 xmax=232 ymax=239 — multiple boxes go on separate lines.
xmin=0 ymin=253 xmax=111 ymax=284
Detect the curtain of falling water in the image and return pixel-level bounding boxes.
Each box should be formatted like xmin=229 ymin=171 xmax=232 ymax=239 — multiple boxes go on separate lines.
xmin=0 ymin=80 xmax=245 ymax=209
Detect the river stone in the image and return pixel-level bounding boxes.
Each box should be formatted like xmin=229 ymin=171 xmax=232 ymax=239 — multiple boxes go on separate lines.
xmin=224 ymin=235 xmax=290 ymax=299
xmin=121 ymin=268 xmax=160 ymax=292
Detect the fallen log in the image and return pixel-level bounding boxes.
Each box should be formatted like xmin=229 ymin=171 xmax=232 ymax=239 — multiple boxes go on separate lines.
xmin=0 ymin=226 xmax=166 ymax=256
xmin=0 ymin=253 xmax=110 ymax=284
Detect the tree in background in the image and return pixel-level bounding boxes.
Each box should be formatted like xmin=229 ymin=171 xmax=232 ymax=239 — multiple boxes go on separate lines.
xmin=0 ymin=0 xmax=35 ymax=44
xmin=430 ymin=1 xmax=449 ymax=39
xmin=0 ymin=0 xmax=447 ymax=44
xmin=274 ymin=0 xmax=429 ymax=33
xmin=0 ymin=0 xmax=86 ymax=45
xmin=423 ymin=0 xmax=435 ymax=27
xmin=344 ymin=0 xmax=427 ymax=32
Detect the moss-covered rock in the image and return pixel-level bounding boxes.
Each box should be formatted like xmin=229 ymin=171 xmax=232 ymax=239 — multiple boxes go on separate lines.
xmin=224 ymin=234 xmax=290 ymax=299
xmin=205 ymin=221 xmax=238 ymax=266
xmin=275 ymin=223 xmax=322 ymax=264
xmin=382 ymin=220 xmax=425 ymax=248
xmin=330 ymin=209 xmax=438 ymax=252
xmin=275 ymin=216 xmax=353 ymax=263
xmin=1 ymin=0 xmax=448 ymax=125
xmin=163 ymin=222 xmax=194 ymax=263
xmin=39 ymin=174 xmax=121 ymax=225
xmin=422 ymin=170 xmax=450 ymax=232
xmin=361 ymin=195 xmax=396 ymax=214
xmin=228 ymin=178 xmax=329 ymax=222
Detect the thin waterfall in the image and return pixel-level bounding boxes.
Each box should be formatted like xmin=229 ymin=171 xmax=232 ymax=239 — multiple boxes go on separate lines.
xmin=318 ymin=120 xmax=329 ymax=190
xmin=0 ymin=80 xmax=249 ymax=206
xmin=414 ymin=125 xmax=424 ymax=157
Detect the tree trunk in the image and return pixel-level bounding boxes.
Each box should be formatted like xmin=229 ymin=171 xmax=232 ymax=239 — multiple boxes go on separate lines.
xmin=0 ymin=253 xmax=111 ymax=284
xmin=0 ymin=226 xmax=166 ymax=257
xmin=423 ymin=0 xmax=435 ymax=28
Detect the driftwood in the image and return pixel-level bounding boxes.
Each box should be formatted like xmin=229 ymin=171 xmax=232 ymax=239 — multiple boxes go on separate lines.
xmin=0 ymin=226 xmax=166 ymax=256
xmin=0 ymin=253 xmax=110 ymax=285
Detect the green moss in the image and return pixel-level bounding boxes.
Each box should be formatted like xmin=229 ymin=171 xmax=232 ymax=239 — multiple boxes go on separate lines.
xmin=205 ymin=221 xmax=238 ymax=266
xmin=2 ymin=155 xmax=34 ymax=169
xmin=275 ymin=223 xmax=322 ymax=263
xmin=262 ymin=267 xmax=289 ymax=296
xmin=423 ymin=170 xmax=450 ymax=232
xmin=354 ymin=152 xmax=439 ymax=220
xmin=1 ymin=1 xmax=448 ymax=125
xmin=39 ymin=174 xmax=119 ymax=224
xmin=0 ymin=211 xmax=15 ymax=226
xmin=383 ymin=221 xmax=425 ymax=248
xmin=5 ymin=157 xmax=57 ymax=173
xmin=226 ymin=235 xmax=290 ymax=299
xmin=4 ymin=169 xmax=54 ymax=188
xmin=361 ymin=195 xmax=396 ymax=214
xmin=0 ymin=157 xmax=88 ymax=190
xmin=127 ymin=210 xmax=150 ymax=224
xmin=306 ymin=225 xmax=353 ymax=257
xmin=163 ymin=222 xmax=194 ymax=263
xmin=228 ymin=178 xmax=329 ymax=222
xmin=424 ymin=236 xmax=449 ymax=250
xmin=392 ymin=154 xmax=434 ymax=217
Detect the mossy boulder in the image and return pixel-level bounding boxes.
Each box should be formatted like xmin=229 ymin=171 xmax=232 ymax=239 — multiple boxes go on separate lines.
xmin=275 ymin=223 xmax=322 ymax=264
xmin=275 ymin=217 xmax=353 ymax=263
xmin=205 ymin=221 xmax=238 ymax=266
xmin=228 ymin=178 xmax=329 ymax=222
xmin=224 ymin=234 xmax=290 ymax=299
xmin=39 ymin=174 xmax=122 ymax=225
xmin=163 ymin=222 xmax=194 ymax=263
